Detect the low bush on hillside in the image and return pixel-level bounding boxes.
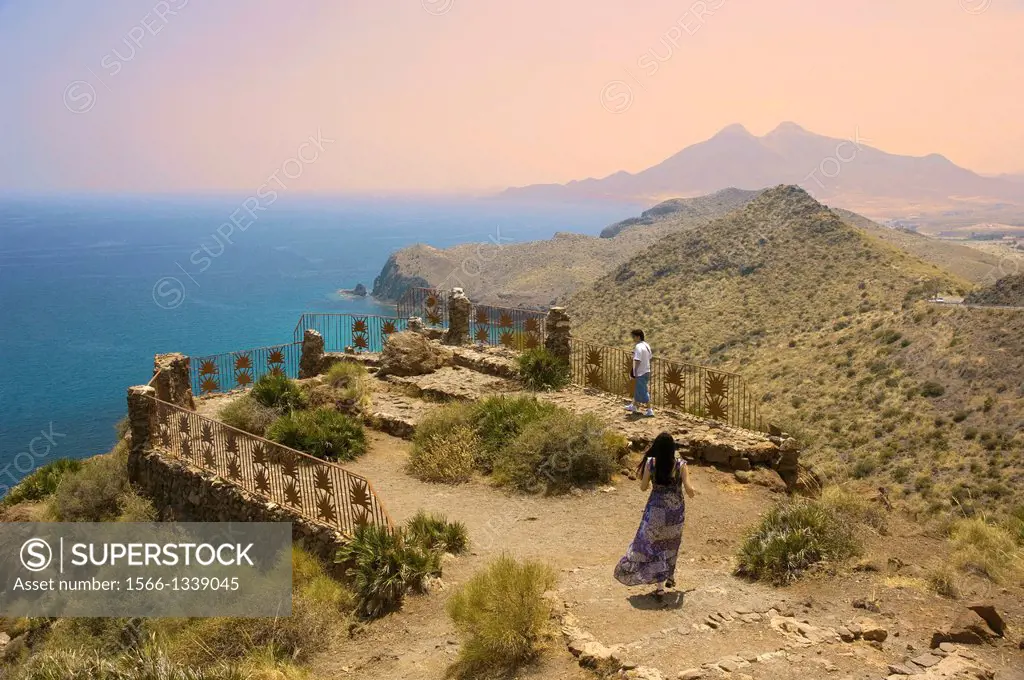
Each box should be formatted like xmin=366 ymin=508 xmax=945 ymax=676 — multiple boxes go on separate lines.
xmin=736 ymin=501 xmax=861 ymax=585
xmin=948 ymin=517 xmax=1021 ymax=584
xmin=251 ymin=374 xmax=308 ymax=411
xmin=447 ymin=554 xmax=557 ymax=679
xmin=406 ymin=511 xmax=470 ymax=555
xmin=2 ymin=458 xmax=82 ymax=506
xmin=48 ymin=444 xmax=141 ymax=522
xmin=324 ymin=362 xmax=371 ymax=408
xmin=336 ymin=525 xmax=437 ymax=619
xmin=266 ymin=408 xmax=366 ymax=461
xmin=493 ymin=411 xmax=622 ymax=494
xmin=217 ymin=395 xmax=281 ymax=437
xmin=517 ymin=348 xmax=570 ymax=391
xmin=470 ymin=396 xmax=559 ymax=473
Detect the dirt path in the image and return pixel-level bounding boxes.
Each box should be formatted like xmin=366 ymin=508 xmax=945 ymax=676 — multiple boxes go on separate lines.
xmin=311 ymin=433 xmax=1023 ymax=680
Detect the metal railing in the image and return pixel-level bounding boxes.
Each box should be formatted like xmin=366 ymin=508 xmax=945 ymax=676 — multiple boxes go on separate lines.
xmin=293 ymin=314 xmax=408 ymax=352
xmin=469 ymin=303 xmax=547 ymax=351
xmin=396 ymin=287 xmax=448 ymax=326
xmin=569 ymin=338 xmax=765 ymax=432
xmin=189 ymin=342 xmax=301 ymax=396
xmin=147 ymin=396 xmax=392 ymax=534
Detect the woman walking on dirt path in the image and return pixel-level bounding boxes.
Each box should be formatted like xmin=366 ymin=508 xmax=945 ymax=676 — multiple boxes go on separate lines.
xmin=614 ymin=432 xmax=696 ymax=598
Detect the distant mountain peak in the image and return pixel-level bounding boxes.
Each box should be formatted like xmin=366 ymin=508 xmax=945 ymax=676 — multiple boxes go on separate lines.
xmin=765 ymin=121 xmax=809 ymax=136
xmin=714 ymin=123 xmax=754 ymax=137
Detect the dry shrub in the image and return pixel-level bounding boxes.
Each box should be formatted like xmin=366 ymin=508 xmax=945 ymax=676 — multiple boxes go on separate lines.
xmin=2 ymin=458 xmax=82 ymax=507
xmin=324 ymin=362 xmax=371 ymax=410
xmin=407 ymin=425 xmax=478 ymax=484
xmin=493 ymin=411 xmax=620 ymax=494
xmin=218 ymin=396 xmax=281 ymax=437
xmin=16 ymin=643 xmax=245 ymax=680
xmin=446 ymin=554 xmax=557 ymax=678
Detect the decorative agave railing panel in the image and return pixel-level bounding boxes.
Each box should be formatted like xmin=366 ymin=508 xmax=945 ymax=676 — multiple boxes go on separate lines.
xmin=148 ymin=397 xmax=391 ymax=534
xmin=469 ymin=304 xmax=547 ymax=351
xmin=189 ymin=342 xmax=301 ymax=396
xmin=568 ymin=338 xmax=765 ymax=432
xmin=396 ymin=287 xmax=448 ymax=327
xmin=293 ymin=314 xmax=408 ymax=352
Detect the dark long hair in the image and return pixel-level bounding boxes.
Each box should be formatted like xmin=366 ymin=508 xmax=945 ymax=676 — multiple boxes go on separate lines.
xmin=645 ymin=432 xmax=677 ymax=486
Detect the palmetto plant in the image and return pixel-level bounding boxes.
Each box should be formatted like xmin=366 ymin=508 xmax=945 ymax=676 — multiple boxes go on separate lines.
xmin=336 ymin=525 xmax=437 ymax=619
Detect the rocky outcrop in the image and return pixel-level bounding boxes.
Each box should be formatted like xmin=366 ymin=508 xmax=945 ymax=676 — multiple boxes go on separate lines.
xmin=371 ymin=253 xmax=430 ymax=302
xmin=377 ymin=331 xmax=453 ymax=377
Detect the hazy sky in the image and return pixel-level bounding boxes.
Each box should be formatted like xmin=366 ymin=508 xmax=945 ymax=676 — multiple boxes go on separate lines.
xmin=1 ymin=0 xmax=1022 ymax=194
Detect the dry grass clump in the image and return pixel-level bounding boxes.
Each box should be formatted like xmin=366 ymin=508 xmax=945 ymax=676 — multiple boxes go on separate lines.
xmin=408 ymin=396 xmax=600 ymax=488
xmin=926 ymin=563 xmax=963 ymax=599
xmin=948 ymin=517 xmax=1022 ymax=584
xmin=446 ymin=554 xmax=557 ymax=679
xmin=818 ymin=485 xmax=888 ymax=534
xmin=265 ymin=408 xmax=366 ymax=461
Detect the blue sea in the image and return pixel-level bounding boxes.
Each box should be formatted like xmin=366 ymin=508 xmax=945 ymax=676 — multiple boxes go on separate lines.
xmin=0 ymin=194 xmax=640 ymax=489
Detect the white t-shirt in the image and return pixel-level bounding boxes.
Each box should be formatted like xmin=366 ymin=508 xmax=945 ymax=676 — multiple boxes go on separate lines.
xmin=632 ymin=341 xmax=652 ymax=376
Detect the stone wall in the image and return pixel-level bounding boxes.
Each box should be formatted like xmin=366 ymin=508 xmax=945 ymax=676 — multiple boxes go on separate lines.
xmin=129 ymin=448 xmax=347 ymax=570
xmin=151 ymin=353 xmax=195 ymax=409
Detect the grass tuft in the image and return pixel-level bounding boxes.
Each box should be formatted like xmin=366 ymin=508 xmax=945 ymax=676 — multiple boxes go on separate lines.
xmin=446 ymin=554 xmax=557 ymax=679
xmin=251 ymin=374 xmax=308 ymax=411
xmin=493 ymin=410 xmax=621 ymax=494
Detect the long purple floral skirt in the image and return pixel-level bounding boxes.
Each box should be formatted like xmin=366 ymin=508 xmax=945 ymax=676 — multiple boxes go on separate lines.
xmin=614 ymin=484 xmax=685 ymax=586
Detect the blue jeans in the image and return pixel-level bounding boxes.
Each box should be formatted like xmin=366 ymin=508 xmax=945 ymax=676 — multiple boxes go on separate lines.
xmin=634 ymin=373 xmax=650 ymax=405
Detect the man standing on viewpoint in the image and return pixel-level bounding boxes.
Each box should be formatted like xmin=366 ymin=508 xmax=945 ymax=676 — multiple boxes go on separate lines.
xmin=625 ymin=329 xmax=654 ymax=417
